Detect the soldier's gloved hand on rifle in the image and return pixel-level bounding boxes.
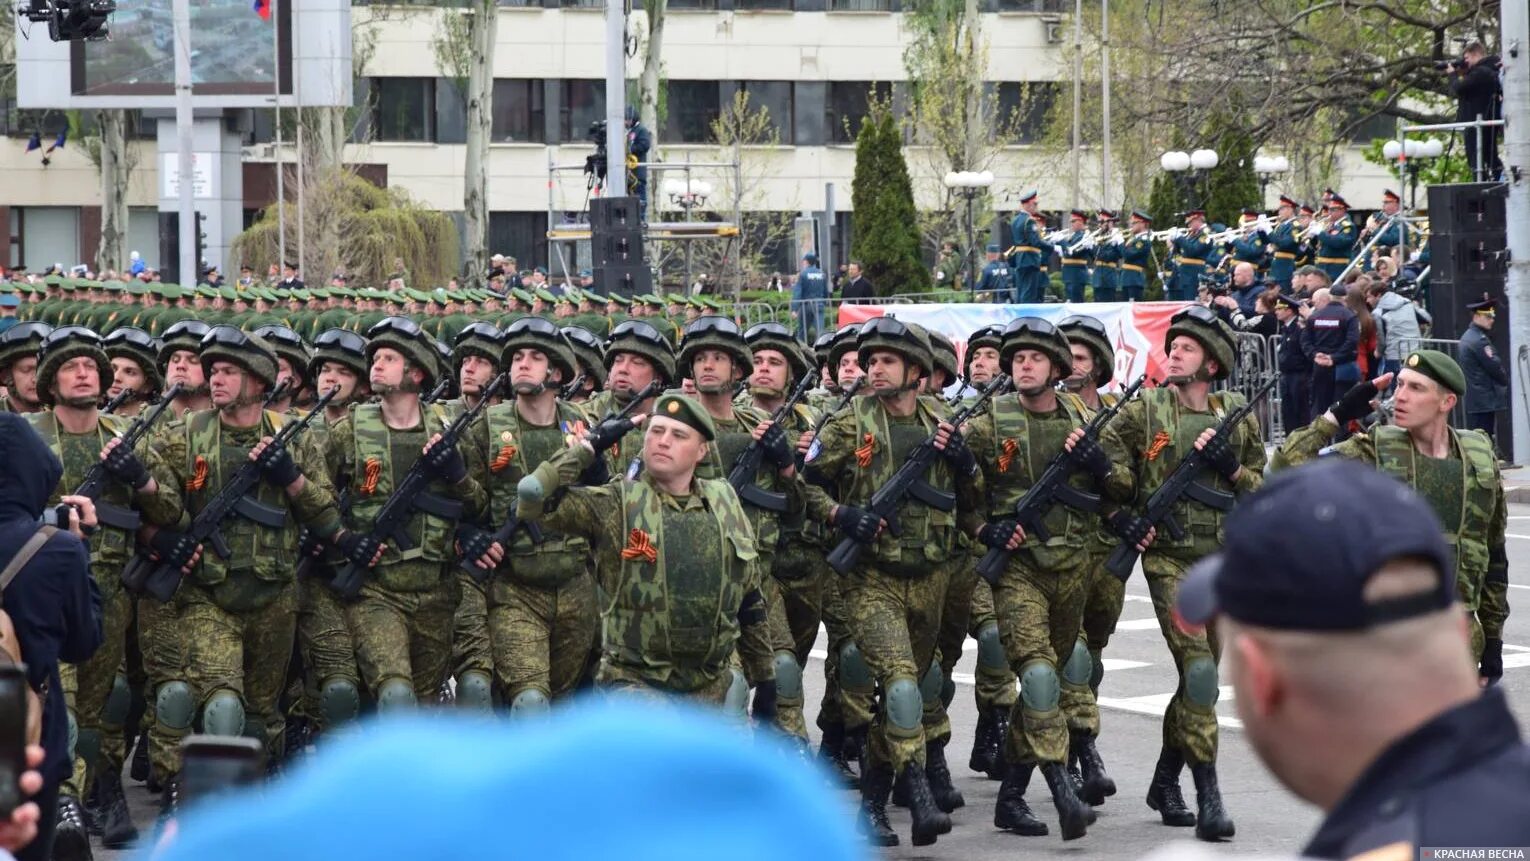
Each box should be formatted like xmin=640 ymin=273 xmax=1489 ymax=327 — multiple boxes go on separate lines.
xmin=751 ymin=680 xmax=778 ymax=724
xmin=977 ymin=519 xmax=1024 ymax=551
xmin=586 ymin=416 xmax=636 ymax=454
xmin=1328 ymin=372 xmax=1394 ymax=427
xmin=1066 ymin=431 xmax=1112 ymax=481
xmin=298 ymin=530 xmax=326 ymax=559
xmin=149 ymin=529 xmax=199 ymax=571
xmin=756 ymin=421 xmax=793 ymax=471
xmin=101 ymin=439 xmax=151 ymax=491
xmin=1195 ymin=428 xmax=1242 ymax=482
xmin=422 ymin=435 xmax=468 ymax=484
xmin=456 ymin=525 xmax=499 ymax=571
xmin=1481 ymin=637 xmax=1504 ymax=686
xmin=832 ymin=504 xmax=883 ymax=544
xmin=934 ymin=421 xmax=978 ymax=477
xmin=1107 ymin=510 xmax=1155 ymax=552
xmin=254 ymin=441 xmax=302 ymax=489
xmin=335 ymin=530 xmax=383 ymax=569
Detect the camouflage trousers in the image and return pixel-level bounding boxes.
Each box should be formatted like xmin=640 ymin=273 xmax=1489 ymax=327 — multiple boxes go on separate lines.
xmin=772 ymin=541 xmax=829 ymax=665
xmin=138 ymin=594 xmax=189 ymax=781
xmin=1143 ymin=553 xmax=1221 ymax=765
xmin=844 ymin=563 xmax=950 ymax=774
xmin=921 ymin=556 xmax=1019 ymax=745
xmin=487 ymin=572 xmax=598 ymax=704
xmin=453 ymin=573 xmax=493 ymax=684
xmin=1060 ymin=556 xmax=1127 ymax=737
xmin=597 ymin=660 xmax=736 ymax=711
xmin=346 ymin=576 xmax=460 ymax=704
xmin=993 ymin=557 xmax=1088 ymax=765
xmin=59 ymin=573 xmax=132 ymax=798
xmin=297 ymin=574 xmax=359 ymax=730
xmin=816 ymin=563 xmax=871 ymax=733
xmin=181 ymin=582 xmax=300 ymax=767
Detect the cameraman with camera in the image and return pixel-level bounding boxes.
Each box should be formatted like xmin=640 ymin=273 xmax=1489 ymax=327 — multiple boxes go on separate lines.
xmin=1445 ymin=40 xmax=1503 ymax=181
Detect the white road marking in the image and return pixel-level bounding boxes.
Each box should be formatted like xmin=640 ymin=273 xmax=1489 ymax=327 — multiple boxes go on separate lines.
xmin=1097 ymin=689 xmax=1244 ymax=730
xmin=1504 ymin=533 xmax=1530 ymax=541
xmin=1113 ymin=617 xmax=1164 ymax=631
xmin=1508 ymin=584 xmax=1530 ymax=591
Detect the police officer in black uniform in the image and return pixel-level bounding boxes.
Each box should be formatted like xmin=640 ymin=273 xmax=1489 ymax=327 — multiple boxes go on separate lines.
xmin=1459 ymin=297 xmax=1509 ymax=441
xmin=1301 ymin=289 xmax=1357 ymax=423
xmin=1274 ymin=293 xmax=1310 ymax=435
xmin=1176 ymin=459 xmax=1530 ymax=860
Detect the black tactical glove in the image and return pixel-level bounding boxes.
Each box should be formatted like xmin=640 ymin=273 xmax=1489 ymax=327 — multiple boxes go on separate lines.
xmin=587 ymin=417 xmax=636 ymax=454
xmin=103 ymin=444 xmax=151 ymax=491
xmin=977 ymin=519 xmax=1021 ymax=550
xmin=1108 ymin=510 xmax=1153 ymax=549
xmin=760 ymin=423 xmax=793 ymax=471
xmin=148 ymin=529 xmax=198 ymax=570
xmin=1068 ymin=434 xmax=1112 ymax=481
xmin=1198 ymin=433 xmax=1241 ymax=482
xmin=422 ymin=440 xmax=468 ymax=484
xmin=256 ymin=443 xmax=302 ymax=489
xmin=336 ymin=530 xmax=383 ymax=569
xmin=1330 ymin=379 xmax=1380 ymax=426
xmin=832 ymin=504 xmax=882 ymax=545
xmin=941 ymin=429 xmax=978 ymax=477
xmin=298 ymin=529 xmax=326 ymax=562
xmin=1481 ymin=637 xmax=1504 ymax=685
xmin=751 ymin=680 xmax=779 ymax=724
xmin=456 ymin=525 xmax=496 ymax=567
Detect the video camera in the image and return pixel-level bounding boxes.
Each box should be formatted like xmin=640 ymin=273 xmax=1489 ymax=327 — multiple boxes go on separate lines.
xmin=583 ymin=120 xmax=608 ymax=182
xmin=1433 ymin=58 xmax=1466 ymax=72
xmin=18 ymin=0 xmax=114 ymax=42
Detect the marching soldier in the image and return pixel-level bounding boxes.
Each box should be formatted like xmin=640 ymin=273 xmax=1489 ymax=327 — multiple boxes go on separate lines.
xmin=587 ymin=320 xmax=674 ymax=471
xmin=103 ymin=327 xmax=164 ymax=418
xmin=1100 ymin=306 xmax=1266 ymax=841
xmin=325 ymin=316 xmax=486 ymax=709
xmin=804 ymin=318 xmax=979 ymax=847
xmin=1315 ymin=194 xmax=1358 ymax=282
xmin=559 ymin=325 xmax=606 ymax=403
xmin=1168 ymin=210 xmax=1213 ymax=301
xmin=450 ymin=322 xmax=507 ymax=414
xmin=1272 ymin=351 xmax=1508 ymax=683
xmin=254 ymin=325 xmax=314 ymax=413
xmin=0 ymin=321 xmax=50 ymax=414
xmin=975 ymin=245 xmax=1013 ymax=303
xmin=1091 ymin=211 xmax=1121 ymax=303
xmin=1267 ymin=196 xmax=1304 ymax=290
xmin=460 ymin=317 xmax=599 ymax=714
xmin=1119 ymin=212 xmax=1154 ymax=302
xmin=1009 ymin=191 xmax=1047 ymax=304
xmin=158 ymin=321 xmax=214 ymax=417
xmin=1059 ymin=210 xmax=1094 ymax=304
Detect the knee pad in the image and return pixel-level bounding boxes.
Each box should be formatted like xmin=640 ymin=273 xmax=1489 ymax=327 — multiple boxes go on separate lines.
xmin=1019 ymin=660 xmax=1060 ymax=712
xmin=155 ymin=681 xmax=195 ymax=731
xmin=66 ymin=710 xmax=78 ymax=762
xmin=773 ymin=652 xmax=803 ymax=701
xmin=722 ymin=668 xmax=749 ymax=720
xmin=975 ymin=621 xmax=1007 ymax=672
xmin=456 ymin=671 xmax=494 ymax=712
xmin=1089 ymin=648 xmax=1105 ymax=692
xmin=103 ymin=673 xmax=133 ymax=727
xmin=940 ymin=677 xmax=956 ymax=710
xmin=1184 ymin=656 xmax=1220 ymax=709
xmin=77 ymin=728 xmax=101 ymax=771
xmin=837 ymin=642 xmax=873 ymax=694
xmin=201 ymin=691 xmax=246 ymax=736
xmin=319 ymin=677 xmax=360 ymax=726
xmin=376 ymin=678 xmax=417 ymax=711
xmin=884 ymin=676 xmax=922 ymax=732
xmin=509 ymin=688 xmax=550 ymax=716
xmin=918 ymin=660 xmax=943 ymax=705
xmin=1062 ymin=639 xmax=1093 ymax=688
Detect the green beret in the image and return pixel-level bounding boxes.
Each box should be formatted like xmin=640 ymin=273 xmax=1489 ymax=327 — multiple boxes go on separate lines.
xmin=651 ymin=392 xmax=716 ymax=441
xmin=1404 ymin=349 xmax=1466 ymax=396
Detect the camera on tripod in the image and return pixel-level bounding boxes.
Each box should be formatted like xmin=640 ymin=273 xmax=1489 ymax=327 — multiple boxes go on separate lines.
xmin=17 ymin=0 xmax=115 ymax=42
xmin=583 ymin=119 xmax=608 ymax=182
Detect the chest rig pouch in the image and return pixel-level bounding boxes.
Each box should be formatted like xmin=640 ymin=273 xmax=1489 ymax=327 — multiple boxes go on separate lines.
xmin=183 ymin=410 xmax=295 ymax=586
xmin=27 ymin=411 xmax=139 ymax=565
xmin=843 ymin=396 xmax=955 ymax=576
xmin=1137 ymin=389 xmax=1245 ymax=551
xmin=989 ymin=393 xmax=1093 ymax=568
xmin=346 ymin=403 xmax=460 ymax=590
xmin=484 ymin=401 xmax=592 ymax=590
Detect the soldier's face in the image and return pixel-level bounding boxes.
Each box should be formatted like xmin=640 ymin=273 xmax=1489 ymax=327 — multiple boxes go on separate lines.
xmin=969 ymin=346 xmax=1001 ymax=384
xmin=691 ymin=349 xmax=738 ymax=395
xmin=370 ymin=347 xmax=416 ymax=393
xmin=836 ymin=352 xmax=864 ymax=389
xmin=51 ymin=356 xmax=101 ymax=408
xmin=609 ymin=352 xmax=658 ymax=395
xmin=1068 ymin=344 xmax=1095 ymax=387
xmin=1010 ymin=349 xmax=1056 ymax=392
xmin=643 ymin=415 xmax=707 ymax=478
xmin=10 ymin=357 xmax=40 ymax=403
xmin=275 ymin=357 xmax=299 ymax=392
xmin=1166 ymin=336 xmax=1210 ymax=381
xmin=865 ymin=351 xmax=916 ymax=395
xmin=208 ymin=362 xmax=256 ymax=408
xmin=1391 ymin=369 xmax=1454 ymax=429
xmin=109 ymin=358 xmax=146 ymax=400
xmin=166 ymin=350 xmax=205 ymax=391
xmin=318 ymin=362 xmax=362 ymax=403
xmin=509 ymin=349 xmax=557 ymax=393
xmin=462 ymin=354 xmax=500 ymax=395
xmin=750 ymin=350 xmax=790 ymax=393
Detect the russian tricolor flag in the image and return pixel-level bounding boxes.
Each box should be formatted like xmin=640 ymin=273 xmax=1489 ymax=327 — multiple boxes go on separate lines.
xmin=253 ymin=0 xmax=271 ymax=20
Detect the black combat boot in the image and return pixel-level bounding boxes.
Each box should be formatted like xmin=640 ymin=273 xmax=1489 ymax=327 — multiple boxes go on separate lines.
xmin=994 ymin=761 xmax=1048 ymax=836
xmin=1041 ymin=761 xmax=1097 ymax=841
xmin=857 ymin=764 xmax=899 ymax=847
xmin=842 ymin=725 xmax=868 ymax=775
xmin=901 ymin=762 xmax=953 ymax=846
xmin=1145 ymin=746 xmax=1196 ymax=826
xmin=986 ymin=708 xmax=1011 ymax=779
xmin=924 ymin=739 xmax=965 ymax=812
xmin=130 ymin=729 xmax=151 ymax=784
xmin=97 ymin=768 xmax=141 ymax=849
xmin=968 ymin=707 xmax=997 ymax=775
xmin=1071 ymin=728 xmax=1117 ymax=805
xmin=53 ymin=793 xmax=93 ymax=861
xmin=84 ymin=777 xmax=103 ymax=836
xmin=1190 ymin=761 xmax=1236 ymax=841
xmin=817 ymin=722 xmax=859 ymax=788
xmin=156 ymin=774 xmax=180 ymax=832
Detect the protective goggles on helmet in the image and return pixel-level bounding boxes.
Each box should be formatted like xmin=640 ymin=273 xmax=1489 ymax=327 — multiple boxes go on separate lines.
xmin=367 ymin=315 xmax=426 ymax=341
xmin=104 ymin=328 xmax=158 ymax=352
xmin=0 ymin=322 xmax=53 ymax=346
xmin=1172 ymin=305 xmax=1221 ymax=327
xmin=201 ymin=325 xmax=256 ymax=351
xmin=858 ymin=316 xmax=910 ymax=340
xmin=744 ymin=322 xmax=794 ymax=344
xmin=1003 ymin=317 xmax=1060 ymax=338
xmin=504 ymin=316 xmax=561 ymax=340
xmin=43 ymin=325 xmax=104 ymax=351
xmin=455 ymin=321 xmax=506 ymax=345
xmin=682 ymin=315 xmax=742 ymax=340
xmin=1058 ymin=315 xmax=1107 ymax=337
xmin=607 ymin=320 xmax=667 ymax=350
xmin=161 ymin=320 xmax=211 ymax=343
xmin=254 ymin=325 xmax=307 ymax=350
xmin=560 ymin=326 xmax=603 ymax=352
xmin=314 ymin=329 xmax=367 ymax=355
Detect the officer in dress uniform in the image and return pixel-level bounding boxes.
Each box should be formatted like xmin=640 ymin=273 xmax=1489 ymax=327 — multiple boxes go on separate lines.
xmin=1315 ymin=194 xmax=1358 ymax=282
xmin=1168 ymin=211 xmax=1213 ymax=301
xmin=1090 ymin=210 xmax=1121 ymax=303
xmin=1459 ymin=298 xmax=1509 ymax=440
xmin=1266 ymin=196 xmax=1304 ymax=290
xmin=1118 ymin=212 xmax=1154 ymax=303
xmin=1058 ymin=211 xmax=1094 ymax=304
xmin=1228 ymin=208 xmax=1269 ymax=275
xmin=1009 ymin=191 xmax=1048 ymax=304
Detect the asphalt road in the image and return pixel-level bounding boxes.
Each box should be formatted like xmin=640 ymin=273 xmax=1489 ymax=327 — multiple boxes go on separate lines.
xmin=96 ymin=502 xmax=1530 ymax=859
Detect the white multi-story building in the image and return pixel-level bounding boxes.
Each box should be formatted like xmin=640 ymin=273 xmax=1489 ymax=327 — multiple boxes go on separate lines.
xmin=2 ymin=0 xmax=1396 ymax=278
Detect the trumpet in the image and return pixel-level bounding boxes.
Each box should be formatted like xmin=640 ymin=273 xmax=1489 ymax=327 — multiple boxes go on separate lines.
xmin=1301 ymin=217 xmax=1331 ymax=239
xmin=1148 ymin=227 xmax=1186 ymax=241
xmin=1043 ymin=228 xmax=1076 ymax=245
xmin=1064 ymin=227 xmax=1114 ymax=255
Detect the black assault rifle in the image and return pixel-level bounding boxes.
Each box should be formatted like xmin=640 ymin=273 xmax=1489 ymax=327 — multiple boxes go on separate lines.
xmin=101 ymin=387 xmax=136 ymax=415
xmin=726 ymin=372 xmax=815 ymax=512
xmin=974 ymin=375 xmax=1145 ymax=585
xmin=1103 ymin=376 xmax=1276 ymax=581
xmin=825 ymin=373 xmax=1009 ymax=576
xmin=330 ymin=374 xmax=506 ymax=599
xmin=421 ymin=376 xmax=453 ymax=406
xmin=75 ymin=383 xmax=184 ymax=533
xmin=121 ymin=385 xmax=339 ymax=602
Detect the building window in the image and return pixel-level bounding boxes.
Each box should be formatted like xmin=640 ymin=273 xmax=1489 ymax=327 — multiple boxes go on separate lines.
xmin=559 ymin=79 xmax=606 ymax=144
xmin=371 ymin=78 xmax=436 ymax=143
xmin=665 ymin=81 xmax=719 ymax=144
xmin=826 ymin=81 xmax=891 ymax=144
xmin=492 ymin=79 xmax=547 ymax=143
xmin=736 ymin=0 xmax=793 ymax=9
xmin=668 ymin=0 xmax=718 ymax=8
xmin=739 ymin=81 xmax=795 ymax=145
xmin=556 ymin=0 xmax=602 ymax=7
xmin=828 ymin=0 xmax=891 ymax=9
xmin=996 ymin=0 xmax=1066 ymax=10
xmin=489 ymin=211 xmax=550 ymax=272
xmin=996 ymin=81 xmax=1057 ymax=144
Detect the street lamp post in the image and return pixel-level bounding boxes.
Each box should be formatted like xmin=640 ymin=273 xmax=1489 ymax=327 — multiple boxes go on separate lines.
xmin=1160 ymin=149 xmax=1219 ymax=211
xmin=1253 ymin=155 xmax=1291 ymax=208
xmin=1382 ymin=138 xmax=1444 ymax=211
xmin=944 ymin=170 xmax=995 ymax=293
xmin=664 ymin=178 xmax=712 ymax=290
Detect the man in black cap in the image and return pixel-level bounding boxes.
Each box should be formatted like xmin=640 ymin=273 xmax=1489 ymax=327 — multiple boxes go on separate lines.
xmin=974 ymin=246 xmax=1012 ymax=303
xmin=1273 ymin=293 xmax=1310 ymax=435
xmin=1273 ymin=351 xmax=1508 ymax=684
xmin=1459 ymin=297 xmax=1508 ymax=439
xmin=1176 ymin=458 xmax=1530 ymax=859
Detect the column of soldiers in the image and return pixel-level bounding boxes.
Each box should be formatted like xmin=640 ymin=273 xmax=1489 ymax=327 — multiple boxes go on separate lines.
xmin=0 ymin=276 xmax=1507 ymax=858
